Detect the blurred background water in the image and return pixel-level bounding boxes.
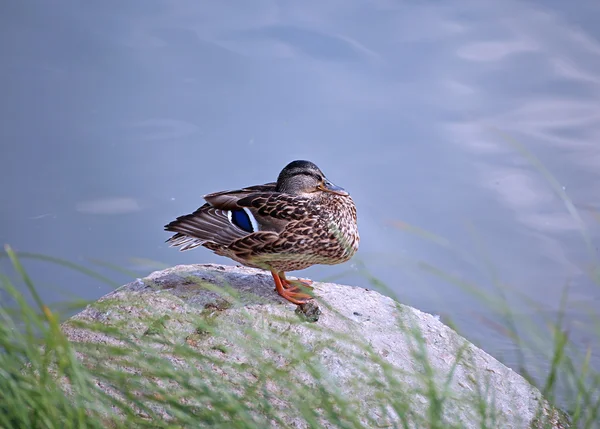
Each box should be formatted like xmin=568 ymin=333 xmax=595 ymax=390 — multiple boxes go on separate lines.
xmin=1 ymin=0 xmax=599 ymax=399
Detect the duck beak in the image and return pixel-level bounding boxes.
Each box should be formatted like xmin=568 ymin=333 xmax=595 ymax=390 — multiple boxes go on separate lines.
xmin=319 ymin=179 xmax=349 ymax=196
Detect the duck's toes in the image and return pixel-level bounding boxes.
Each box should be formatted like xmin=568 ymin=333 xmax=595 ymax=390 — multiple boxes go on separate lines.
xmin=296 ymin=277 xmax=314 ymax=287
xmin=279 ymin=288 xmax=313 ymax=305
xmin=282 ymin=277 xmax=314 ymax=290
xmin=278 ymin=282 xmax=314 ymax=303
xmin=271 ymin=270 xmax=314 ymax=305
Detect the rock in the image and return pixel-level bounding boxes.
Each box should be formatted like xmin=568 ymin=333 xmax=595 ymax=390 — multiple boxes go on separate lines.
xmin=61 ymin=264 xmax=569 ymax=428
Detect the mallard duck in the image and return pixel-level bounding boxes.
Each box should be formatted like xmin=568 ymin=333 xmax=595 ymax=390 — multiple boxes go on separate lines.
xmin=164 ymin=160 xmax=359 ymax=305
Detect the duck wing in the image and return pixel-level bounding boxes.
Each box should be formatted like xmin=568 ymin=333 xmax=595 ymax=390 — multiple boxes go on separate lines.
xmin=164 ymin=182 xmax=312 ymax=252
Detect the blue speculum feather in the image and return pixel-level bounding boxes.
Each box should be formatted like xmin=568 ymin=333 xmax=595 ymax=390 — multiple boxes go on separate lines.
xmin=230 ymin=209 xmax=254 ymax=232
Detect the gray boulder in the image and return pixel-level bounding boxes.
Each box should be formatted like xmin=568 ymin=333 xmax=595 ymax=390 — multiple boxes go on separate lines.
xmin=61 ymin=264 xmax=569 ymax=428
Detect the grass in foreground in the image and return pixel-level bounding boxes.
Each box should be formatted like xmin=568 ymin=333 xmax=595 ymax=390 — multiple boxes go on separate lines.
xmin=0 ymin=242 xmax=591 ymax=429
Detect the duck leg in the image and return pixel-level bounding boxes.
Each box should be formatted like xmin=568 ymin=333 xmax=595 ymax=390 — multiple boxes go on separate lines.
xmin=271 ymin=271 xmax=312 ymax=305
xmin=280 ymin=272 xmax=314 ymax=290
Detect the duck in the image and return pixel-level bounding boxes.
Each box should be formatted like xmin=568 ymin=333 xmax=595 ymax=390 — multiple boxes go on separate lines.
xmin=164 ymin=160 xmax=359 ymax=305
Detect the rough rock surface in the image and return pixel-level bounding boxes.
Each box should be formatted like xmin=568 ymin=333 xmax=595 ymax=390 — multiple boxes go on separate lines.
xmin=61 ymin=264 xmax=569 ymax=428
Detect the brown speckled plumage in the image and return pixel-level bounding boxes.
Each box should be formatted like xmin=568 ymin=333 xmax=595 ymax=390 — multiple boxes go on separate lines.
xmin=164 ymin=160 xmax=359 ymax=306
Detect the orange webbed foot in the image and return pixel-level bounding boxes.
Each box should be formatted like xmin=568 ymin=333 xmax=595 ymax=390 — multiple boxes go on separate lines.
xmin=271 ymin=271 xmax=313 ymax=305
xmin=280 ymin=273 xmax=314 ymax=290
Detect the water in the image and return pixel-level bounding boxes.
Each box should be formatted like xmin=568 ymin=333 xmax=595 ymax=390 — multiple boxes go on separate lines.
xmin=1 ymin=0 xmax=599 ymax=400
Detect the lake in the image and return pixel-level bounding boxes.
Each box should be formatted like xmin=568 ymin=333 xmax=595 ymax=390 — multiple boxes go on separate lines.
xmin=1 ymin=0 xmax=599 ymax=405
